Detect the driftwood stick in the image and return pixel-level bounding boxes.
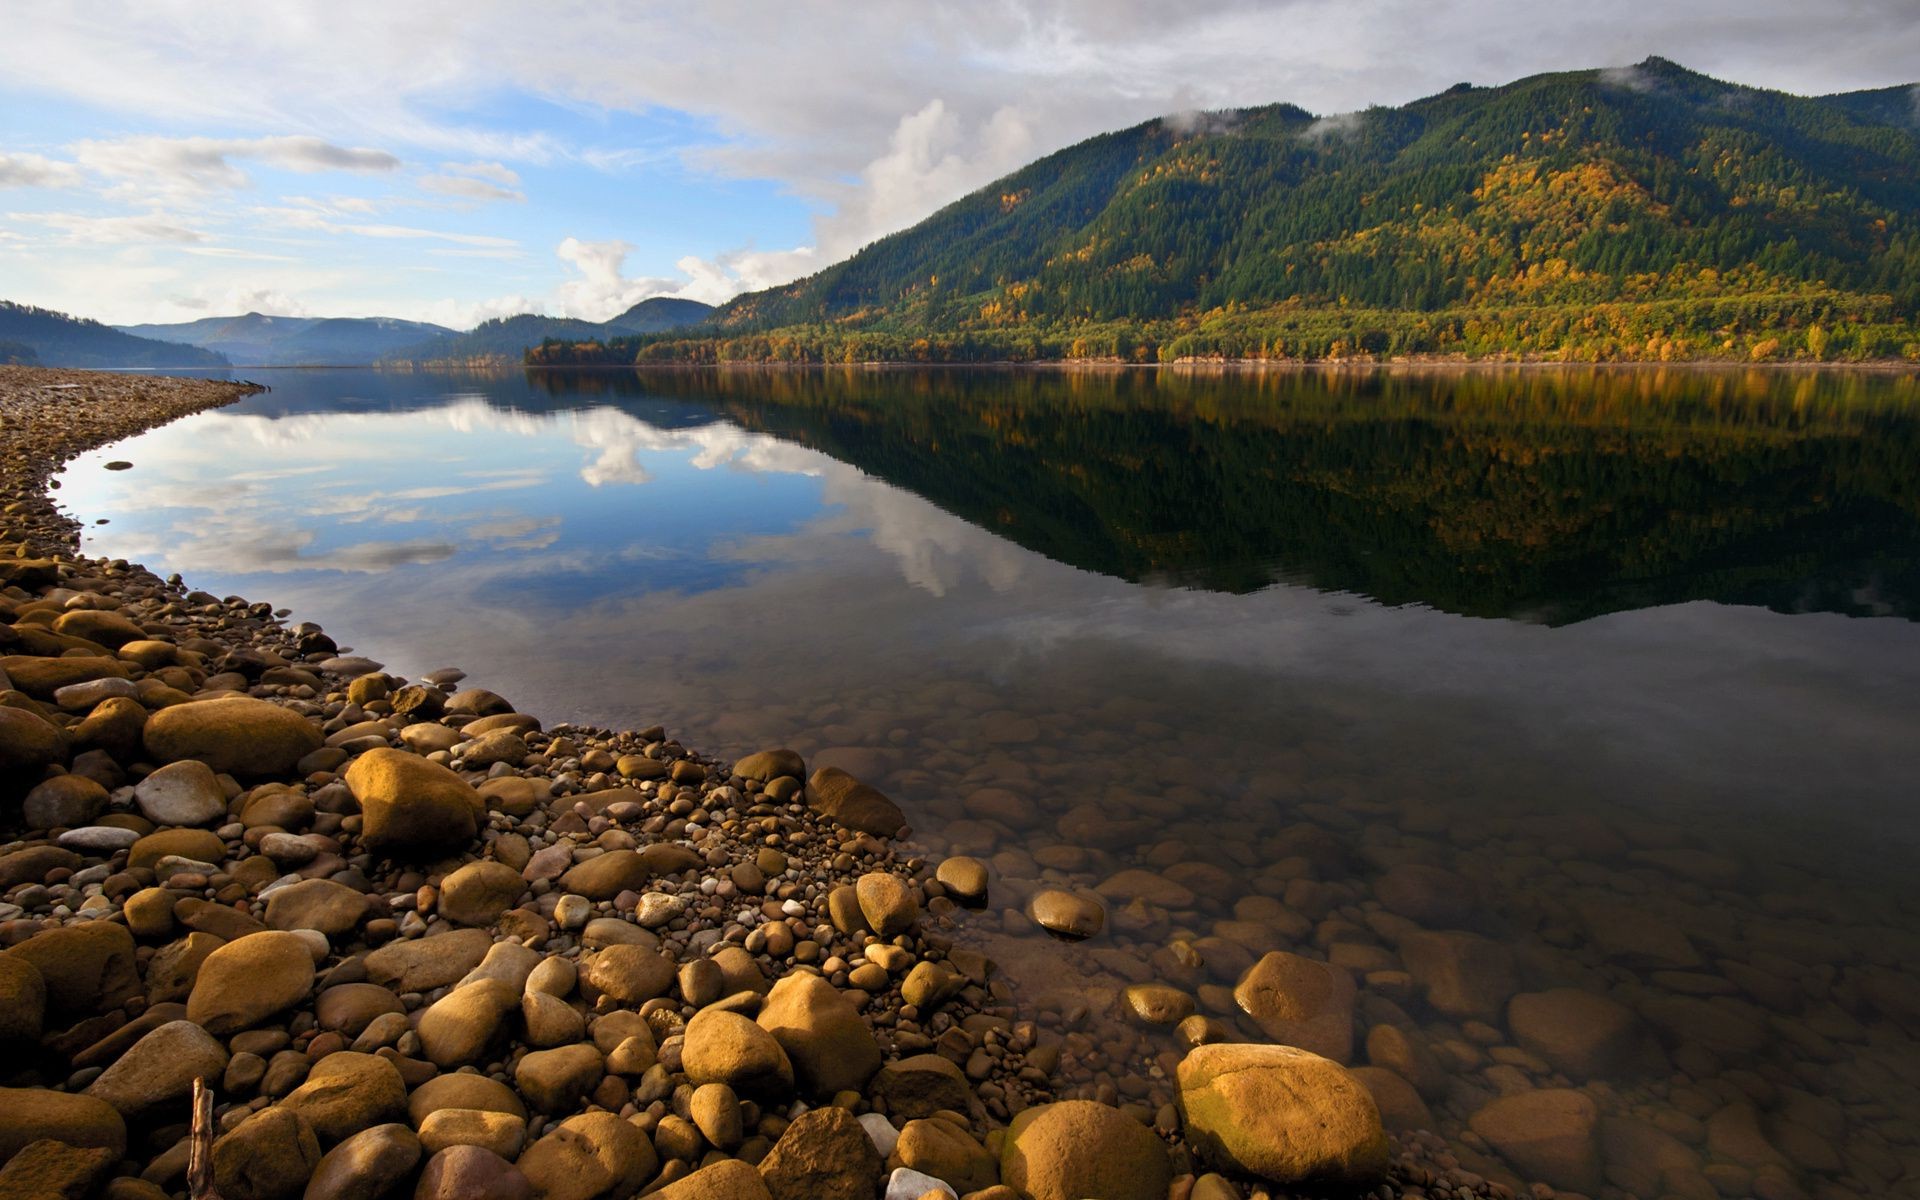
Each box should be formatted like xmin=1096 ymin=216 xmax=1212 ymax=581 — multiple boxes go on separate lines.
xmin=187 ymin=1076 xmax=220 ymax=1200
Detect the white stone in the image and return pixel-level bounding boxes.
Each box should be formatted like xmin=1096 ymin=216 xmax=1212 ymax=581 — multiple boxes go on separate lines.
xmin=885 ymin=1168 xmax=955 ymax=1200
xmin=133 ymin=759 xmax=228 ymax=827
xmin=54 ymin=677 xmax=140 ymax=710
xmin=860 ymin=1113 xmax=901 ymax=1160
xmin=636 ymin=892 xmax=685 ymax=929
xmin=58 ymin=826 xmax=140 ymax=852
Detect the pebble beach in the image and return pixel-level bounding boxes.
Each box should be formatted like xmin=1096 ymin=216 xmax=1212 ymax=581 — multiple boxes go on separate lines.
xmin=3 ymin=366 xmax=1919 ymax=1200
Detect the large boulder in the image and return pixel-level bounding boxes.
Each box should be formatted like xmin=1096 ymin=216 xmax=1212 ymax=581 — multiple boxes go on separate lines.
xmin=1000 ymin=1100 xmax=1171 ymax=1200
xmin=889 ymin=1117 xmax=997 ymax=1195
xmin=84 ymin=1020 xmax=229 ymax=1119
xmin=212 ymin=1107 xmax=321 ymax=1200
xmin=0 ymin=955 xmax=46 ymax=1044
xmin=1176 ymin=1043 xmax=1389 ymax=1187
xmin=8 ymin=921 xmax=140 ymax=1019
xmin=1232 ymin=951 xmax=1356 ymax=1063
xmin=1468 ymin=1089 xmax=1603 ymax=1194
xmin=514 ymin=1112 xmax=657 ymax=1200
xmin=578 ymin=945 xmax=675 ymax=1006
xmin=757 ymin=1106 xmax=881 ymax=1200
xmin=344 ymin=748 xmax=481 ymax=854
xmin=805 ymin=767 xmax=906 ymax=838
xmin=0 ymin=1139 xmax=114 ymax=1198
xmin=0 ymin=1088 xmax=126 ymax=1163
xmin=187 ymin=930 xmax=316 ymax=1035
xmin=756 ymin=972 xmax=882 ymax=1097
xmin=733 ymin=748 xmax=805 ymax=783
xmin=682 ymin=1008 xmax=794 ymax=1099
xmin=654 ymin=1160 xmax=770 ymax=1200
xmin=0 ymin=655 xmax=127 ymax=701
xmin=144 ymin=696 xmax=322 ymax=776
xmin=305 ymin=1123 xmax=421 ymax=1200
xmin=365 ymin=927 xmax=493 ymax=993
xmin=417 ymin=979 xmax=520 ymax=1069
xmin=282 ymin=1052 xmax=408 ymax=1144
xmin=0 ymin=705 xmax=65 ymax=772
xmin=416 ymin=1145 xmax=532 ymax=1200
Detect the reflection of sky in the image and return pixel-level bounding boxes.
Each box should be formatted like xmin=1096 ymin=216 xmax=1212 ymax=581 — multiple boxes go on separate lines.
xmin=56 ymin=370 xmax=1920 ymax=866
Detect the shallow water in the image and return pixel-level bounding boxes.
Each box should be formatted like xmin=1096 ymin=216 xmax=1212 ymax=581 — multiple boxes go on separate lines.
xmin=61 ymin=366 xmax=1920 ymax=1197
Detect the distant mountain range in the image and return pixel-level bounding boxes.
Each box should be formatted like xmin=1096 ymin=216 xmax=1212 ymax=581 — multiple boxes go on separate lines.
xmin=0 ymin=301 xmax=228 ymax=369
xmin=535 ymin=57 xmax=1920 ymax=366
xmin=378 ymin=297 xmax=714 ymax=366
xmin=119 ymin=313 xmax=455 ymax=367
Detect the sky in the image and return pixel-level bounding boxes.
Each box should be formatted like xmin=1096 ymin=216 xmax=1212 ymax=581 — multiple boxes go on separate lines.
xmin=2 ymin=1 xmax=1916 ymax=330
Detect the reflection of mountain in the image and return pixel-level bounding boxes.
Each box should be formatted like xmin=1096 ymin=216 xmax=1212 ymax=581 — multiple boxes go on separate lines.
xmin=525 ymin=366 xmax=1920 ymax=623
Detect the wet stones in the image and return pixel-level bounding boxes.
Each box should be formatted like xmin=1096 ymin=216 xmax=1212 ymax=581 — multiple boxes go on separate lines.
xmin=733 ymin=747 xmax=805 ymax=783
xmin=143 ymin=695 xmax=323 ymax=776
xmin=1508 ymin=987 xmax=1650 ymax=1079
xmin=1027 ymin=889 xmax=1104 ymax=939
xmin=807 ymin=766 xmax=907 ymax=838
xmin=1231 ymin=950 xmax=1356 ymax=1062
xmin=1176 ymin=1043 xmax=1388 ymax=1188
xmin=186 ymin=930 xmax=316 ymax=1035
xmin=344 ymin=747 xmax=481 ymax=853
xmin=1000 ymin=1100 xmax=1170 ymax=1200
xmin=1467 ymin=1088 xmax=1603 ymax=1195
xmin=857 ymin=871 xmax=919 ymax=937
xmin=1397 ymin=930 xmax=1518 ymax=1022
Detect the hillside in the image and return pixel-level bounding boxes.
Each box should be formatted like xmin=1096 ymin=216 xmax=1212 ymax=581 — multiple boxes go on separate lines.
xmin=382 ymin=297 xmax=714 ymax=366
xmin=120 ymin=313 xmax=455 ymax=366
xmin=535 ymin=58 xmax=1920 ymax=366
xmin=0 ymin=302 xmax=228 ymax=369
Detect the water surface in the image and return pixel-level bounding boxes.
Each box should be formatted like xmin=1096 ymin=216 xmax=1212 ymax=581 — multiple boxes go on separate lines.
xmin=61 ymin=366 xmax=1920 ymax=1197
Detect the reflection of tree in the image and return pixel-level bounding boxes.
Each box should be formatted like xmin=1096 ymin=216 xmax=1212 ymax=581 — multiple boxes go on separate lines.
xmin=525 ymin=366 xmax=1920 ymax=623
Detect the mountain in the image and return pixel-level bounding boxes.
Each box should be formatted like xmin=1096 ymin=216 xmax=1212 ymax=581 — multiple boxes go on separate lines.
xmin=1 ymin=301 xmax=228 ymax=368
xmin=380 ymin=297 xmax=713 ymax=366
xmin=118 ymin=313 xmax=456 ymax=366
xmin=535 ymin=58 xmax=1920 ymax=366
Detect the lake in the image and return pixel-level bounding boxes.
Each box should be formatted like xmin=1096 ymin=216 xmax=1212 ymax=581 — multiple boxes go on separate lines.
xmin=60 ymin=365 xmax=1920 ymax=1196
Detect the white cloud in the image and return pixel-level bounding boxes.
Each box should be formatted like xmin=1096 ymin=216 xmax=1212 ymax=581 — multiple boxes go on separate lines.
xmin=421 ymin=173 xmax=525 ymax=203
xmin=71 ymin=134 xmax=399 ymax=192
xmin=0 ymin=152 xmax=84 ymax=189
xmin=7 ymin=210 xmax=208 ymax=244
xmin=258 ymin=205 xmax=517 ymax=247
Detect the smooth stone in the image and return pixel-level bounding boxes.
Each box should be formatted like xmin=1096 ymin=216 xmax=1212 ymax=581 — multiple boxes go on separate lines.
xmin=758 ymin=970 xmax=883 ymax=1097
xmin=415 ymin=1146 xmax=532 ymax=1200
xmin=344 ymin=748 xmax=481 ymax=854
xmin=187 ymin=930 xmax=316 ymax=1035
xmin=305 ymin=1124 xmax=421 ymax=1200
xmin=264 ymin=878 xmax=369 ymax=937
xmin=144 ymin=696 xmax=323 ymax=776
xmin=1468 ymin=1088 xmax=1603 ymax=1195
xmin=213 ymin=1107 xmax=322 ymax=1200
xmin=1027 ymin=889 xmax=1104 ymax=939
xmin=438 ymin=861 xmax=524 ymax=926
xmin=24 ymin=774 xmax=109 ymax=829
xmin=757 ymin=1107 xmax=882 ymax=1200
xmin=682 ymin=1008 xmax=794 ymax=1099
xmin=513 ymin=1112 xmax=657 ymax=1200
xmin=0 ymin=1088 xmax=127 ymax=1162
xmin=9 ymin=921 xmax=141 ymax=1018
xmin=365 ymin=928 xmax=493 ymax=992
xmin=417 ymin=1109 xmax=527 ymax=1159
xmin=1000 ymin=1100 xmax=1170 ymax=1200
xmin=57 ymin=824 xmax=140 ymax=852
xmin=132 ymin=759 xmax=228 ymax=826
xmin=1231 ymin=950 xmax=1356 ymax=1063
xmin=806 ymin=766 xmax=906 ymax=838
xmin=856 ymin=872 xmax=919 ymax=938
xmin=85 ymin=1019 xmax=229 ymax=1119
xmin=1176 ymin=1043 xmax=1388 ymax=1187
xmin=282 ymin=1052 xmax=409 ymax=1144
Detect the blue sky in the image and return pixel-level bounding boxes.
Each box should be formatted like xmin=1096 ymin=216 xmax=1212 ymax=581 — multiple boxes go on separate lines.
xmin=2 ymin=1 xmax=1915 ymax=329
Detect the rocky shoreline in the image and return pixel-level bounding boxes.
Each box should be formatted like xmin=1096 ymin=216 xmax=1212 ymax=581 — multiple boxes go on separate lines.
xmin=0 ymin=369 xmax=1451 ymax=1200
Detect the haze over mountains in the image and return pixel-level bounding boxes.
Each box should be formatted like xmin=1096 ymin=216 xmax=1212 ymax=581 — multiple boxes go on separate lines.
xmin=536 ymin=58 xmax=1920 ymax=365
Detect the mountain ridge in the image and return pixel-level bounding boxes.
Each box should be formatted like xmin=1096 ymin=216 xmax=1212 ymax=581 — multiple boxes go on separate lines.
xmin=533 ymin=58 xmax=1920 ymax=366
xmin=1 ymin=302 xmax=229 ymax=369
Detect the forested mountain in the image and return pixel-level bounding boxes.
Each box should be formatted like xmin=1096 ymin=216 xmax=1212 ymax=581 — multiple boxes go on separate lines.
xmin=0 ymin=302 xmax=228 ymax=368
xmin=536 ymin=58 xmax=1920 ymax=366
xmin=119 ymin=313 xmax=455 ymax=366
xmin=382 ymin=297 xmax=714 ymax=365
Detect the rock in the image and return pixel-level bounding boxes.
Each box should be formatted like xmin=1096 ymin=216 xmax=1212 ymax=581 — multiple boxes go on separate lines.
xmin=128 ymin=827 xmax=225 ymax=871
xmin=0 ymin=1088 xmax=126 ymax=1163
xmin=366 ymin=927 xmax=493 ymax=992
xmin=52 ymin=609 xmax=146 ymax=648
xmin=653 ymin=1160 xmax=771 ymax=1200
xmin=901 ymin=962 xmax=960 ymax=1011
xmin=316 ymin=983 xmax=405 ymax=1037
xmin=85 ymin=1020 xmax=228 ymax=1119
xmin=0 ymin=844 xmax=80 ymax=889
xmin=460 ymin=731 xmax=527 ymax=768
xmin=417 ymin=1110 xmax=527 ymax=1160
xmin=187 ymin=930 xmax=316 ymax=1035
xmin=1176 ymin=1044 xmax=1388 ymax=1187
xmin=306 ymin=1123 xmax=421 ymax=1200
xmin=857 ymin=872 xmax=919 ymax=937
xmin=1373 ymin=864 xmax=1476 ymax=927
xmin=1398 ymin=930 xmax=1518 ymax=1022
xmin=57 ymin=824 xmax=138 ymax=853
xmin=758 ymin=972 xmax=883 ymax=1097
xmin=689 ymin=1083 xmax=742 ymax=1151
xmin=521 ymin=991 xmax=584 ymax=1048
xmin=406 ymin=1074 xmax=527 ymax=1127
xmin=447 ymin=688 xmax=511 ymax=716
xmin=23 ymin=774 xmax=108 ymax=829
xmin=145 ymin=931 xmax=222 ymax=1003
xmin=415 ymin=1146 xmax=532 ymax=1200
xmin=557 ymin=846 xmax=701 ymax=900
xmin=460 ymin=942 xmax=543 ymax=991
xmin=734 ymin=748 xmax=805 ymax=783
xmin=807 ymin=767 xmax=906 ymax=837
xmin=144 ymin=696 xmax=323 ymax=776
xmin=683 ymin=1008 xmax=794 ymax=1099
xmin=514 ymin=1112 xmax=657 ymax=1200
xmin=1124 ymin=983 xmax=1195 ymax=1026
xmin=869 ymin=1055 xmax=972 ymax=1124
xmin=934 ymin=856 xmax=988 ymax=904
xmin=438 ymin=861 xmax=524 ymax=926
xmin=1468 ymin=1089 xmax=1602 ymax=1195
xmin=1231 ymin=951 xmax=1356 ymax=1062
xmin=758 ymin=1106 xmax=883 ymax=1200
xmin=1027 ymin=890 xmax=1103 ymax=939
xmin=0 ymin=705 xmax=65 ymax=772
xmin=0 ymin=1138 xmax=114 ymax=1199
xmin=1 ymin=655 xmax=127 ymax=701
xmin=213 ymin=1107 xmax=322 ymax=1200
xmin=344 ymin=748 xmax=481 ymax=854
xmin=891 ymin=1118 xmax=996 ymax=1194
xmin=0 ymin=955 xmax=46 ymax=1043
xmin=1350 ymin=1066 xmax=1434 ymax=1132
xmin=417 ymin=979 xmax=520 ymax=1068
xmin=1576 ymin=900 xmax=1702 ymax=969
xmin=8 ymin=921 xmax=140 ymax=1018
xmin=1000 ymin=1100 xmax=1171 ymax=1200
xmin=514 ymin=1044 xmax=604 ymax=1114
xmin=131 ymin=759 xmax=227 ymax=827
xmin=1508 ymin=988 xmax=1647 ymax=1080
xmin=282 ymin=1052 xmax=408 ymax=1144
xmin=884 ymin=1168 xmax=955 ymax=1200
xmin=265 ymin=878 xmax=369 ymax=937
xmin=578 ymin=945 xmax=675 ymax=1005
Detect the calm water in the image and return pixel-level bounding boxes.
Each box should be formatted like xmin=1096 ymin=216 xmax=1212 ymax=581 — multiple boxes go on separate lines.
xmin=61 ymin=366 xmax=1920 ymax=1196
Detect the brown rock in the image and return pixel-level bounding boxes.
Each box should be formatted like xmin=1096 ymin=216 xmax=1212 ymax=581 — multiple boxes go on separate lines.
xmin=415 ymin=1146 xmax=532 ymax=1200
xmin=806 ymin=767 xmax=906 ymax=838
xmin=264 ymin=878 xmax=368 ymax=937
xmin=1232 ymin=951 xmax=1356 ymax=1062
xmin=869 ymin=1055 xmax=973 ymax=1124
xmin=0 ymin=954 xmax=47 ymax=1043
xmin=558 ymin=845 xmax=701 ymax=900
xmin=514 ymin=1044 xmax=604 ymax=1114
xmin=1398 ymin=930 xmax=1518 ymax=1022
xmin=734 ymin=749 xmax=805 ymax=783
xmin=186 ymin=930 xmax=316 ymax=1035
xmin=0 ymin=1089 xmax=126 ymax=1163
xmin=438 ymin=861 xmax=524 ymax=926
xmin=1000 ymin=1100 xmax=1171 ymax=1200
xmin=8 ymin=921 xmax=140 ymax=1019
xmin=144 ymin=696 xmax=322 ymax=776
xmin=757 ymin=972 xmax=883 ymax=1097
xmin=282 ymin=1052 xmax=408 ymax=1144
xmin=365 ymin=927 xmax=493 ymax=993
xmin=1508 ymin=988 xmax=1648 ymax=1079
xmin=306 ymin=1123 xmax=421 ymax=1200
xmin=578 ymin=945 xmax=675 ymax=1005
xmin=84 ymin=1019 xmax=228 ymax=1119
xmin=417 ymin=979 xmax=519 ymax=1069
xmin=891 ymin=1118 xmax=997 ymax=1194
xmin=406 ymin=1074 xmax=527 ymax=1127
xmin=655 ymin=1160 xmax=771 ymax=1200
xmin=213 ymin=1107 xmax=322 ymax=1200
xmin=514 ymin=1112 xmax=657 ymax=1200
xmin=344 ymin=748 xmax=481 ymax=854
xmin=856 ymin=872 xmax=919 ymax=938
xmin=684 ymin=1008 xmax=793 ymax=1099
xmin=0 ymin=705 xmax=67 ymax=772
xmin=1027 ymin=889 xmax=1103 ymax=939
xmin=757 ymin=1107 xmax=881 ymax=1200
xmin=0 ymin=1138 xmax=113 ymax=1199
xmin=1468 ymin=1089 xmax=1602 ymax=1194
xmin=1177 ymin=1044 xmax=1388 ymax=1187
